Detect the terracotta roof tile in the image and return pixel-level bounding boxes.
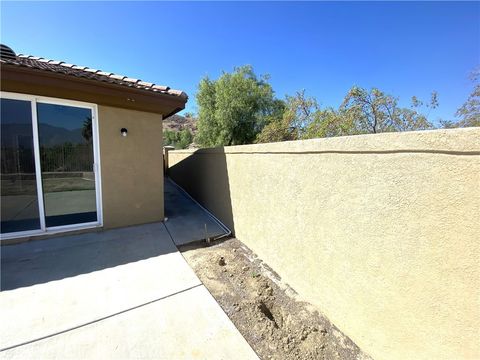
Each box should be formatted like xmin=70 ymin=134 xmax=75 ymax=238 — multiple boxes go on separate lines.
xmin=123 ymin=77 xmax=139 ymax=83
xmin=152 ymin=84 xmax=170 ymax=91
xmin=138 ymin=81 xmax=154 ymax=87
xmin=97 ymin=71 xmax=112 ymax=76
xmin=1 ymin=46 xmax=187 ymax=100
xmin=168 ymin=89 xmax=184 ymax=96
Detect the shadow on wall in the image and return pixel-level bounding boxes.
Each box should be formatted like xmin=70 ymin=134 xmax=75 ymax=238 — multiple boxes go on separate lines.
xmin=168 ymin=148 xmax=235 ymax=235
xmin=165 ymin=129 xmax=480 ymax=360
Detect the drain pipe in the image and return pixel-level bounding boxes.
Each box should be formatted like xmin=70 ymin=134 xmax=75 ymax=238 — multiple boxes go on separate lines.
xmin=166 ymin=177 xmax=232 ymax=241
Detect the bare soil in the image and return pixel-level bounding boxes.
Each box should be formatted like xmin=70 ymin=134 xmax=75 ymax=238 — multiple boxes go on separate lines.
xmin=180 ymin=238 xmax=371 ymax=360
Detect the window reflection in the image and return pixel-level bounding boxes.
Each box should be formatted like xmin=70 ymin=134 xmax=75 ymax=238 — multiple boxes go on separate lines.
xmin=1 ymin=98 xmax=41 ymax=233
xmin=37 ymin=103 xmax=97 ymax=227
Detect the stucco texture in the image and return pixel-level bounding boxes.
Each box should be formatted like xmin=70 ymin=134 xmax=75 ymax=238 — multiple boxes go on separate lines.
xmin=98 ymin=106 xmax=164 ymax=229
xmin=168 ymin=128 xmax=480 ymax=360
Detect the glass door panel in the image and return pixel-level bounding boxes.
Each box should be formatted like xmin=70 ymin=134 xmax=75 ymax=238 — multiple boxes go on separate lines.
xmin=1 ymin=98 xmax=41 ymax=233
xmin=37 ymin=103 xmax=97 ymax=227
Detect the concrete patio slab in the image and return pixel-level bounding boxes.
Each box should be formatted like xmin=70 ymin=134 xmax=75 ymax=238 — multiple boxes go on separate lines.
xmin=1 ymin=223 xmax=200 ymax=350
xmin=1 ymin=286 xmax=258 ymax=360
xmin=164 ymin=178 xmax=226 ymax=245
xmin=1 ymin=223 xmax=180 ymax=289
xmin=0 ymin=222 xmax=257 ymax=359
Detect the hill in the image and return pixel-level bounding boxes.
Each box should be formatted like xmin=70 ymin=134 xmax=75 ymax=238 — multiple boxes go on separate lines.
xmin=163 ymin=114 xmax=197 ymax=135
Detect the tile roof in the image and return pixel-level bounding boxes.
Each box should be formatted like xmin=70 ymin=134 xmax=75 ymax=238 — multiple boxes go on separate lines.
xmin=0 ymin=45 xmax=187 ymax=101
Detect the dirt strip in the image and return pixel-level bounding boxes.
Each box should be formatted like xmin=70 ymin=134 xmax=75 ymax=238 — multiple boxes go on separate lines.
xmin=180 ymin=238 xmax=372 ymax=360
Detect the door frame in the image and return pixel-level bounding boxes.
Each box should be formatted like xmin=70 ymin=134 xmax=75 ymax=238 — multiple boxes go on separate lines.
xmin=0 ymin=91 xmax=103 ymax=241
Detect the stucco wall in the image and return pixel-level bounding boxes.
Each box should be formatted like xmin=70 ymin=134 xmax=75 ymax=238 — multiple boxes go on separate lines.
xmin=98 ymin=106 xmax=164 ymax=229
xmin=168 ymin=128 xmax=480 ymax=360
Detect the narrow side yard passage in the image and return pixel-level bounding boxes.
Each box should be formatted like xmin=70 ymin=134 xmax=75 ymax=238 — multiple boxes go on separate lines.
xmin=0 ymin=223 xmax=257 ymax=359
xmin=165 ymin=177 xmax=372 ymax=359
xmin=164 ymin=178 xmax=226 ymax=245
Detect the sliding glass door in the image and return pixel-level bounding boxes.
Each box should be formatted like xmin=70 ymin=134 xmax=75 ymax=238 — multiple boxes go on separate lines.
xmin=0 ymin=93 xmax=101 ymax=238
xmin=1 ymin=98 xmax=41 ymax=233
xmin=37 ymin=103 xmax=97 ymax=227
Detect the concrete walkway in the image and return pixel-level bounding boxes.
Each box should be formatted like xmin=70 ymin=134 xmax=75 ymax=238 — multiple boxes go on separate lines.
xmin=164 ymin=178 xmax=226 ymax=245
xmin=0 ymin=223 xmax=257 ymax=359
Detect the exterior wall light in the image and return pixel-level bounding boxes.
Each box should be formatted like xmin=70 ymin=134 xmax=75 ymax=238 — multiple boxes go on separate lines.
xmin=121 ymin=128 xmax=128 ymax=137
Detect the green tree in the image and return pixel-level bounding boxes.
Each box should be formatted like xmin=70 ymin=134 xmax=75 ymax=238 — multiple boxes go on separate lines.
xmin=441 ymin=69 xmax=479 ymax=128
xmin=339 ymin=86 xmax=434 ymax=134
xmin=258 ymin=87 xmax=436 ymax=142
xmin=283 ymin=90 xmax=319 ymax=139
xmin=304 ymin=108 xmax=355 ymax=138
xmin=163 ymin=129 xmax=193 ymax=149
xmin=456 ymin=69 xmax=480 ymax=126
xmin=255 ymin=99 xmax=290 ymax=143
xmin=256 ymin=91 xmax=318 ymax=143
xmin=195 ymin=66 xmax=277 ymax=147
xmin=82 ymin=117 xmax=93 ymax=143
xmin=163 ymin=129 xmax=177 ymax=146
xmin=177 ymin=129 xmax=193 ymax=149
xmin=255 ymin=116 xmax=292 ymax=143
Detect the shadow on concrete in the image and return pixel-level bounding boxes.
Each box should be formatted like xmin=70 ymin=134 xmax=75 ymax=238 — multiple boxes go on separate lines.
xmin=168 ymin=148 xmax=235 ymax=236
xmin=1 ymin=223 xmax=176 ymax=291
xmin=164 ymin=179 xmax=226 ymax=245
xmin=176 ymin=236 xmax=232 ymax=254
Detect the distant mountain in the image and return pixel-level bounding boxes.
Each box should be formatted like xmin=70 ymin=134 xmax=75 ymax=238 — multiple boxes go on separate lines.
xmin=38 ymin=124 xmax=84 ymax=146
xmin=1 ymin=123 xmax=84 ymax=147
xmin=163 ymin=114 xmax=197 ymax=135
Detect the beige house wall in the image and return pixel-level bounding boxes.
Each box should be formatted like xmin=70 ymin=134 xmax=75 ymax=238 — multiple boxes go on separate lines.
xmin=168 ymin=128 xmax=480 ymax=360
xmin=98 ymin=106 xmax=164 ymax=229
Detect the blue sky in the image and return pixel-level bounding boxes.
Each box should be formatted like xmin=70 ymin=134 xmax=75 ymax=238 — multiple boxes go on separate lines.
xmin=1 ymin=1 xmax=479 ymax=124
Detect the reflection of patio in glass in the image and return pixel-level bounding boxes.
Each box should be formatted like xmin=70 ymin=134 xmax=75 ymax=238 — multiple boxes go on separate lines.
xmin=2 ymin=175 xmax=96 ymax=230
xmin=1 ymin=96 xmax=99 ymax=234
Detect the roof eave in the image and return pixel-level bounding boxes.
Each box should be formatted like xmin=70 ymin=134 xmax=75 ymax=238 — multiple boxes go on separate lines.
xmin=1 ymin=63 xmax=187 ymax=117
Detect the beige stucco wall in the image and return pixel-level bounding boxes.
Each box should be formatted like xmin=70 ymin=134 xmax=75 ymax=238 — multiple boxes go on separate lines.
xmin=98 ymin=106 xmax=164 ymax=229
xmin=168 ymin=128 xmax=480 ymax=360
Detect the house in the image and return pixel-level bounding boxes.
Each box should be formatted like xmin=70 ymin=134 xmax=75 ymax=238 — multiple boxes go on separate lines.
xmin=0 ymin=44 xmax=188 ymax=241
